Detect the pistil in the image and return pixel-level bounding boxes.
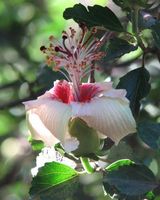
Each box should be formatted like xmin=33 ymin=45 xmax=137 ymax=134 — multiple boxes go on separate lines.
xmin=40 ymin=25 xmax=105 ymax=102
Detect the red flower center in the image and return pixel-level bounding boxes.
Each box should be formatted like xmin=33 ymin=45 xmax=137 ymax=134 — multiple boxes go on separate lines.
xmin=51 ymin=81 xmax=101 ymax=103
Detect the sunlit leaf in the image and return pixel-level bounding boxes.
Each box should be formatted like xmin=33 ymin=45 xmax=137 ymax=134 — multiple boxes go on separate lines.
xmin=106 ymin=159 xmax=134 ymax=172
xmin=28 ymin=136 xmax=44 ymax=151
xmin=30 ymin=162 xmax=78 ymax=199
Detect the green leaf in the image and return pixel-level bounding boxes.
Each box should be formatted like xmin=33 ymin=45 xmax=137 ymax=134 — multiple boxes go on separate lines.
xmin=63 ymin=4 xmax=124 ymax=32
xmin=152 ymin=22 xmax=160 ymax=49
xmin=28 ymin=136 xmax=44 ymax=151
xmin=113 ymin=0 xmax=152 ymax=9
xmin=117 ymin=67 xmax=150 ymax=117
xmin=138 ymin=11 xmax=160 ymax=49
xmin=103 ymin=162 xmax=158 ymax=196
xmin=107 ymin=142 xmax=134 ymax=162
xmin=112 ymin=0 xmax=131 ymax=9
xmin=106 ymin=159 xmax=134 ymax=172
xmin=30 ymin=162 xmax=78 ymax=199
xmin=137 ymin=121 xmax=160 ymax=150
xmin=146 ymin=191 xmax=155 ymax=200
xmin=102 ymin=38 xmax=138 ymax=63
xmin=38 ymin=178 xmax=79 ymax=200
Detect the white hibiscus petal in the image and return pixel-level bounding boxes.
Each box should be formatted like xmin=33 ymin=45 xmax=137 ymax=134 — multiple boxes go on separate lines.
xmin=27 ymin=110 xmax=59 ymax=146
xmin=26 ymin=98 xmax=72 ymax=145
xmin=88 ymin=82 xmax=113 ymax=92
xmin=102 ymin=88 xmax=129 ymax=102
xmin=71 ymin=97 xmax=136 ymax=144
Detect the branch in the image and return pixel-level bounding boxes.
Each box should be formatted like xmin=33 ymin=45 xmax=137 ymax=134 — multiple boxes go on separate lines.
xmin=0 ymin=80 xmax=21 ymax=90
xmin=0 ymin=154 xmax=30 ymax=188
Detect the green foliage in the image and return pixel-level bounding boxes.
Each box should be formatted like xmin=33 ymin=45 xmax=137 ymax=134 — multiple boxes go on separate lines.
xmin=106 ymin=159 xmax=134 ymax=171
xmin=63 ymin=4 xmax=124 ymax=32
xmin=113 ymin=0 xmax=151 ymax=9
xmin=117 ymin=67 xmax=151 ymax=117
xmin=28 ymin=136 xmax=44 ymax=151
xmin=138 ymin=11 xmax=160 ymax=49
xmin=138 ymin=121 xmax=160 ymax=150
xmin=68 ymin=117 xmax=100 ymax=157
xmin=102 ymin=38 xmax=138 ymax=63
xmin=103 ymin=160 xmax=158 ymax=197
xmin=30 ymin=162 xmax=78 ymax=199
xmin=107 ymin=142 xmax=134 ymax=162
xmin=152 ymin=23 xmax=160 ymax=49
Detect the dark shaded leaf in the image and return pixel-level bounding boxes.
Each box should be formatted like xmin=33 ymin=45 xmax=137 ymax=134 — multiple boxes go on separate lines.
xmin=152 ymin=23 xmax=160 ymax=49
xmin=137 ymin=121 xmax=160 ymax=150
xmin=29 ymin=162 xmax=78 ymax=199
xmin=63 ymin=4 xmax=124 ymax=32
xmin=39 ymin=178 xmax=79 ymax=200
xmin=117 ymin=67 xmax=150 ymax=117
xmin=103 ymin=161 xmax=158 ymax=196
xmin=112 ymin=0 xmax=131 ymax=9
xmin=113 ymin=0 xmax=152 ymax=9
xmin=107 ymin=142 xmax=134 ymax=162
xmin=102 ymin=38 xmax=137 ymax=63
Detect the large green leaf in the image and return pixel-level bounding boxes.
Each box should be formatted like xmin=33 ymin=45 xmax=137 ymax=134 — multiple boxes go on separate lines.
xmin=103 ymin=160 xmax=158 ymax=196
xmin=102 ymin=37 xmax=137 ymax=63
xmin=63 ymin=4 xmax=124 ymax=32
xmin=29 ymin=162 xmax=78 ymax=199
xmin=137 ymin=121 xmax=160 ymax=150
xmin=117 ymin=67 xmax=150 ymax=117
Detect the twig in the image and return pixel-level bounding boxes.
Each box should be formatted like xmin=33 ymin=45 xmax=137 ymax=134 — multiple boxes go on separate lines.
xmin=0 ymin=91 xmax=42 ymax=110
xmin=0 ymin=80 xmax=21 ymax=90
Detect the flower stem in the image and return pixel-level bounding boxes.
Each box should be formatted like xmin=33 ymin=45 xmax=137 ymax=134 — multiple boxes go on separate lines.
xmin=131 ymin=6 xmax=145 ymax=51
xmin=80 ymin=157 xmax=94 ymax=174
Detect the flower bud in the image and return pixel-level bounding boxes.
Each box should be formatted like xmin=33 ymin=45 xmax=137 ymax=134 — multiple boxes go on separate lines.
xmin=68 ymin=117 xmax=100 ymax=157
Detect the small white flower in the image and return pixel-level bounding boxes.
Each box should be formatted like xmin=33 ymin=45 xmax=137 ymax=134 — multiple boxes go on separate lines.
xmin=31 ymin=147 xmax=76 ymax=177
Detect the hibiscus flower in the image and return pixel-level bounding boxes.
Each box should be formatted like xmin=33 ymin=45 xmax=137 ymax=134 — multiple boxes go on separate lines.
xmin=24 ymin=25 xmax=136 ymax=153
